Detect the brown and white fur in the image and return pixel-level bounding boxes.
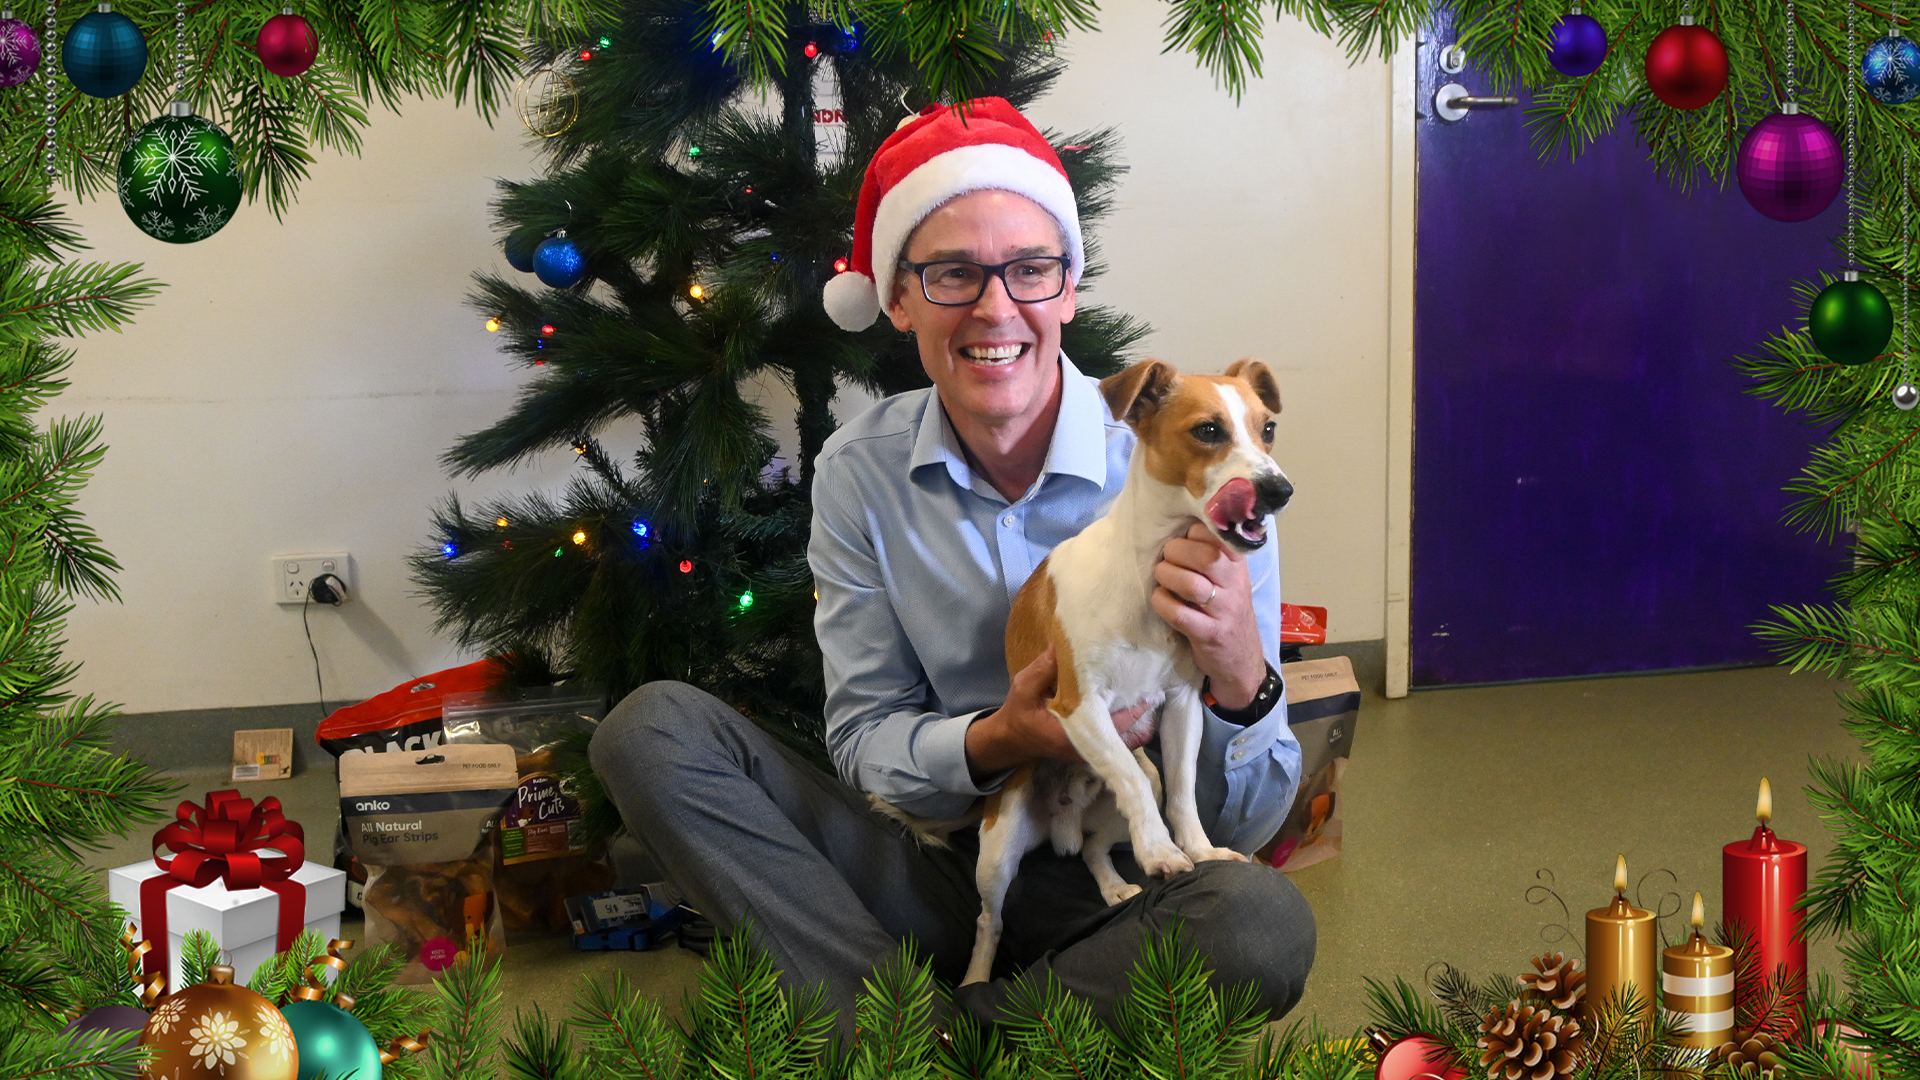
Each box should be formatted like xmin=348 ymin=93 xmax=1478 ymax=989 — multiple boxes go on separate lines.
xmin=953 ymin=358 xmax=1293 ymax=985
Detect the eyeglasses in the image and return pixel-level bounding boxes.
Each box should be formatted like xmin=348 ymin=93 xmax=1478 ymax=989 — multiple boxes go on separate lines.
xmin=898 ymin=255 xmax=1072 ymax=306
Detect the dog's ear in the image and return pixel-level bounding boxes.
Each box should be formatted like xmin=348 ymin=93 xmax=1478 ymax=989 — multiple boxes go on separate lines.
xmin=1224 ymin=358 xmax=1281 ymax=414
xmin=1100 ymin=359 xmax=1179 ymax=426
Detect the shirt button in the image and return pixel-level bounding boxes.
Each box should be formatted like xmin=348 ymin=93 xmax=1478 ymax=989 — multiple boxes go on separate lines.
xmin=1231 ymin=735 xmax=1247 ymax=748
xmin=1231 ymin=749 xmax=1247 ymax=762
xmin=1002 ymin=514 xmax=1016 ymax=527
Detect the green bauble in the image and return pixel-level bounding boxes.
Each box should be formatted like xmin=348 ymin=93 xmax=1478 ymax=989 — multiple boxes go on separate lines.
xmin=280 ymin=999 xmax=381 ymax=1080
xmin=1809 ymin=276 xmax=1895 ymax=366
xmin=116 ymin=104 xmax=242 ymax=244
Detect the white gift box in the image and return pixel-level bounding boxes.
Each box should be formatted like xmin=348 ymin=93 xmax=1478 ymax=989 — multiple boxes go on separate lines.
xmin=107 ymin=860 xmax=346 ymax=990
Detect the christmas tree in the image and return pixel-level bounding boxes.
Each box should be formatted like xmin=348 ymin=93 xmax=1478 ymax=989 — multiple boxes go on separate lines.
xmin=410 ymin=0 xmax=1145 ymax=754
xmin=0 ymin=170 xmax=172 ymax=1062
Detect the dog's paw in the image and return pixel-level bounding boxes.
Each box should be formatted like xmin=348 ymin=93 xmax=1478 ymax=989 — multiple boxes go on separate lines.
xmin=1137 ymin=842 xmax=1195 ymax=878
xmin=1188 ymin=845 xmax=1249 ymax=864
xmin=1101 ymin=882 xmax=1143 ymax=906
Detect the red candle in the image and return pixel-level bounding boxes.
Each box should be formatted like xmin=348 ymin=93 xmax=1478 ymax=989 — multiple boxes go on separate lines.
xmin=1722 ymin=778 xmax=1807 ymax=997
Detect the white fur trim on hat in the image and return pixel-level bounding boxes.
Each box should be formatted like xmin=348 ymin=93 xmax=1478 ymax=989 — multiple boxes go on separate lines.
xmin=824 ymin=269 xmax=882 ymax=332
xmin=867 ymin=143 xmax=1082 ymax=319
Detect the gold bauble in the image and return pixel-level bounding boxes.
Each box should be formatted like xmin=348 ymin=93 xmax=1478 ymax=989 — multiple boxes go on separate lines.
xmin=139 ymin=966 xmax=299 ymax=1080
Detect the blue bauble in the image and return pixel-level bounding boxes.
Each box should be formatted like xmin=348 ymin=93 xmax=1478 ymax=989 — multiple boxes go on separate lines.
xmin=62 ymin=6 xmax=146 ymax=98
xmin=282 ymin=1000 xmax=381 ymax=1080
xmin=1548 ymin=11 xmax=1609 ymax=77
xmin=1864 ymin=32 xmax=1920 ymax=105
xmin=533 ymin=235 xmax=585 ymax=288
xmin=504 ymin=234 xmax=536 ymax=273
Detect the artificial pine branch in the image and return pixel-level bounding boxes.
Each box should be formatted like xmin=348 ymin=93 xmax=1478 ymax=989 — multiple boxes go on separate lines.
xmin=571 ymin=970 xmax=688 ymax=1080
xmin=426 ymin=947 xmax=503 ymax=1080
xmin=1109 ymin=923 xmax=1270 ymax=1079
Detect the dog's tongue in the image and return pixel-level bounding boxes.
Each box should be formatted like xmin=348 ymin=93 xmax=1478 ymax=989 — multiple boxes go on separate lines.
xmin=1206 ymin=477 xmax=1257 ymax=529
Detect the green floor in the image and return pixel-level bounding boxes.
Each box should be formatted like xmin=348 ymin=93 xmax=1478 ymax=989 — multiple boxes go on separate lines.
xmin=89 ymin=664 xmax=1861 ymax=1037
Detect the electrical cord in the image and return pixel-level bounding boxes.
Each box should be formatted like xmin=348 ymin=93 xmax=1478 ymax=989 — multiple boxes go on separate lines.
xmin=303 ymin=572 xmax=349 ymax=718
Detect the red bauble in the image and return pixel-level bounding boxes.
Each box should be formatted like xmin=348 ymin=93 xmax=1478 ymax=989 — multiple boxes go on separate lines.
xmin=255 ymin=10 xmax=317 ymax=77
xmin=1645 ymin=22 xmax=1729 ymax=109
xmin=1374 ymin=1034 xmax=1467 ymax=1080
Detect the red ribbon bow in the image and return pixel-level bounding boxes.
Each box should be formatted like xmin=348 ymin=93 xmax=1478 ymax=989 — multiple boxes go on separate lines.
xmin=140 ymin=790 xmax=306 ymax=977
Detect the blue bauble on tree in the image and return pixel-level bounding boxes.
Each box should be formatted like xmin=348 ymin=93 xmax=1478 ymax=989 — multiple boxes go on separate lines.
xmin=533 ymin=232 xmax=585 ymax=288
xmin=1864 ymin=31 xmax=1920 ymax=105
xmin=504 ymin=234 xmax=537 ymax=273
xmin=282 ymin=999 xmax=382 ymax=1080
xmin=62 ymin=3 xmax=146 ymax=97
xmin=1548 ymin=8 xmax=1609 ymax=77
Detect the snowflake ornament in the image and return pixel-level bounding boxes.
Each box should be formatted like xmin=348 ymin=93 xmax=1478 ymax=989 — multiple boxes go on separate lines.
xmin=1865 ymin=32 xmax=1920 ymax=105
xmin=117 ymin=108 xmax=243 ymax=244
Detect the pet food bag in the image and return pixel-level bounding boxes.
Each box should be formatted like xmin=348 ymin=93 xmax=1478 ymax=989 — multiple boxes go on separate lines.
xmin=339 ymin=743 xmax=517 ymax=982
xmin=441 ymin=685 xmax=615 ymax=933
xmin=1258 ymin=655 xmax=1360 ymax=872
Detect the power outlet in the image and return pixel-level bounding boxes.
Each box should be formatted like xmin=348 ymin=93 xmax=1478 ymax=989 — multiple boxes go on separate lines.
xmin=270 ymin=553 xmax=354 ymax=606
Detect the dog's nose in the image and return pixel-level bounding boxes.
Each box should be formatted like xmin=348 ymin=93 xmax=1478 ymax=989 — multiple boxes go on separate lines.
xmin=1255 ymin=474 xmax=1293 ymax=513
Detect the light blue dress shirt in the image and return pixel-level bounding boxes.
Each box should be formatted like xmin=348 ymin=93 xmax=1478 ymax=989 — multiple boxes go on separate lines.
xmin=807 ymin=355 xmax=1302 ymax=853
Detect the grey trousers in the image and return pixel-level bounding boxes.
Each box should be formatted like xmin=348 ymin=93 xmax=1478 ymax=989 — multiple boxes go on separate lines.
xmin=588 ymin=680 xmax=1317 ymax=1033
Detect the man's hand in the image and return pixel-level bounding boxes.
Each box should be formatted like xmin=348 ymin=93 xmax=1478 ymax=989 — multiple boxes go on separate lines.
xmin=1150 ymin=522 xmax=1267 ymax=710
xmin=965 ymin=644 xmax=1156 ymax=784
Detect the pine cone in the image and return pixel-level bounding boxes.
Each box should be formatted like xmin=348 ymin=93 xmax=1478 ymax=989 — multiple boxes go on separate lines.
xmin=1517 ymin=952 xmax=1587 ymax=1012
xmin=1476 ymin=1001 xmax=1584 ymax=1080
xmin=1711 ymin=1032 xmax=1787 ymax=1079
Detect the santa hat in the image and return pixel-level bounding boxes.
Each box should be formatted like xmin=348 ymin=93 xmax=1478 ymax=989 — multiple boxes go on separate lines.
xmin=822 ymin=97 xmax=1084 ymax=332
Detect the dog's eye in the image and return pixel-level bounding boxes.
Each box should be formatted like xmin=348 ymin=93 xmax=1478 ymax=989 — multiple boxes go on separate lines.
xmin=1262 ymin=421 xmax=1275 ymax=444
xmin=1191 ymin=422 xmax=1225 ymax=444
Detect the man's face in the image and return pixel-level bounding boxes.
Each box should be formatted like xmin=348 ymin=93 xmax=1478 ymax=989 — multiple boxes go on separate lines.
xmin=886 ymin=189 xmax=1077 ymax=434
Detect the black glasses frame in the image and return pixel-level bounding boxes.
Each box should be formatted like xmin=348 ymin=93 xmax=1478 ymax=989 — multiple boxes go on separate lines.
xmin=898 ymin=255 xmax=1072 ymax=306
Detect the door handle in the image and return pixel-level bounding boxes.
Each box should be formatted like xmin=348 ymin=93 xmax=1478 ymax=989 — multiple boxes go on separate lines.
xmin=1435 ymin=83 xmax=1518 ymax=122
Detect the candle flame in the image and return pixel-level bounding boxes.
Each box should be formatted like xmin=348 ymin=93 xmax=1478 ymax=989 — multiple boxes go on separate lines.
xmin=1691 ymin=892 xmax=1704 ymax=931
xmin=1757 ymin=777 xmax=1773 ymax=826
xmin=1614 ymin=854 xmax=1627 ymax=894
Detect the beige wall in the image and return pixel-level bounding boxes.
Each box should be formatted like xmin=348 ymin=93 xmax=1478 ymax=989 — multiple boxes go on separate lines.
xmin=59 ymin=12 xmax=1395 ymax=714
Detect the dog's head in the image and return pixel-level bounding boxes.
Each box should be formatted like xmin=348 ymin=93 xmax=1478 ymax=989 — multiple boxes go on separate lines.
xmin=1099 ymin=358 xmax=1293 ymax=551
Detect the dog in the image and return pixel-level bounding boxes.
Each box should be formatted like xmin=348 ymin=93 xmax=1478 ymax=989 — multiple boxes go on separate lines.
xmin=955 ymin=357 xmax=1293 ymax=985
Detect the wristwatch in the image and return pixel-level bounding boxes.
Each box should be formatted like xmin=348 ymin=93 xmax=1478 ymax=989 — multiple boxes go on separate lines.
xmin=1202 ymin=663 xmax=1283 ymax=725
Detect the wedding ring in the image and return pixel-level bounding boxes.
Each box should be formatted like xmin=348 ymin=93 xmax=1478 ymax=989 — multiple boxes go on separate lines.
xmin=1201 ymin=584 xmax=1218 ymax=607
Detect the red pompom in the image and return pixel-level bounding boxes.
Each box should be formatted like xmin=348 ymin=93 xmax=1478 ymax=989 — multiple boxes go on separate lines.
xmin=255 ymin=11 xmax=317 ymax=77
xmin=1645 ymin=23 xmax=1728 ymax=110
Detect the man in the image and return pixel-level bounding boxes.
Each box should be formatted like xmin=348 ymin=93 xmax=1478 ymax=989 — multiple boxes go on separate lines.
xmin=590 ymin=98 xmax=1315 ymax=1030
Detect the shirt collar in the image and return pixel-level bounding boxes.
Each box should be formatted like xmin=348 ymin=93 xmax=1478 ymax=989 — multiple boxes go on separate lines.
xmin=908 ymin=353 xmax=1109 ymax=494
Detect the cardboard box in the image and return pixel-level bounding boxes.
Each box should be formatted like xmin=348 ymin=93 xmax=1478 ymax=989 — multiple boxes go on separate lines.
xmin=107 ymin=860 xmax=346 ymax=989
xmin=230 ymin=729 xmax=293 ymax=782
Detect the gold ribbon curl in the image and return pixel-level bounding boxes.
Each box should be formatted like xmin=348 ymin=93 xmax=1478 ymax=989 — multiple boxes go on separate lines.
xmin=120 ymin=924 xmax=168 ymax=1006
xmin=287 ymin=939 xmax=354 ymax=1005
xmin=380 ymin=1031 xmax=431 ymax=1065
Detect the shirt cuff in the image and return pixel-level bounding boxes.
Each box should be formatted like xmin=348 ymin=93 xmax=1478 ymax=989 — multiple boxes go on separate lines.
xmin=1212 ymin=701 xmax=1286 ymax=771
xmin=921 ymin=709 xmax=1014 ymax=796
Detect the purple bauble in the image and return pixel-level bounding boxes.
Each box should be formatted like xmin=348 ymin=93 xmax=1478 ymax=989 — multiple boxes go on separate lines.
xmin=1548 ymin=11 xmax=1609 ymax=77
xmin=62 ymin=1005 xmax=149 ymax=1077
xmin=0 ymin=13 xmax=43 ymax=87
xmin=1737 ymin=110 xmax=1844 ymax=222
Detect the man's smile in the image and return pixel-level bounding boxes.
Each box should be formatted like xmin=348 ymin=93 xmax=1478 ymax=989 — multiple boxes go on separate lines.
xmin=959 ymin=343 xmax=1031 ymax=366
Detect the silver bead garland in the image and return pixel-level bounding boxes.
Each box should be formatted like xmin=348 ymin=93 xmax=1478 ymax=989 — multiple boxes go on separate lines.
xmin=41 ymin=0 xmax=54 ymax=179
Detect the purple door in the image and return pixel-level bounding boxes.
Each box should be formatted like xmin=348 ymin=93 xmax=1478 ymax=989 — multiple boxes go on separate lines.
xmin=1411 ymin=15 xmax=1847 ymax=686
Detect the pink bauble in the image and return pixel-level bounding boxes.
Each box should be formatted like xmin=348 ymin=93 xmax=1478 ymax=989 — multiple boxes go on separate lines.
xmin=1376 ymin=1035 xmax=1467 ymax=1080
xmin=1813 ymin=1021 xmax=1872 ymax=1080
xmin=255 ymin=10 xmax=316 ymax=77
xmin=1737 ymin=110 xmax=1843 ymax=222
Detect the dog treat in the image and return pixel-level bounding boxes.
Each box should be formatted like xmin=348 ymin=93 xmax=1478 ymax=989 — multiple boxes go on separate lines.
xmin=442 ymin=686 xmax=612 ymax=933
xmin=340 ymin=744 xmax=518 ymax=982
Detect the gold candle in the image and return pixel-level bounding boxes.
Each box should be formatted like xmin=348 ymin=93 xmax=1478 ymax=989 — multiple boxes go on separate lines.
xmin=1662 ymin=893 xmax=1735 ymax=1050
xmin=1584 ymin=855 xmax=1658 ymax=1022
